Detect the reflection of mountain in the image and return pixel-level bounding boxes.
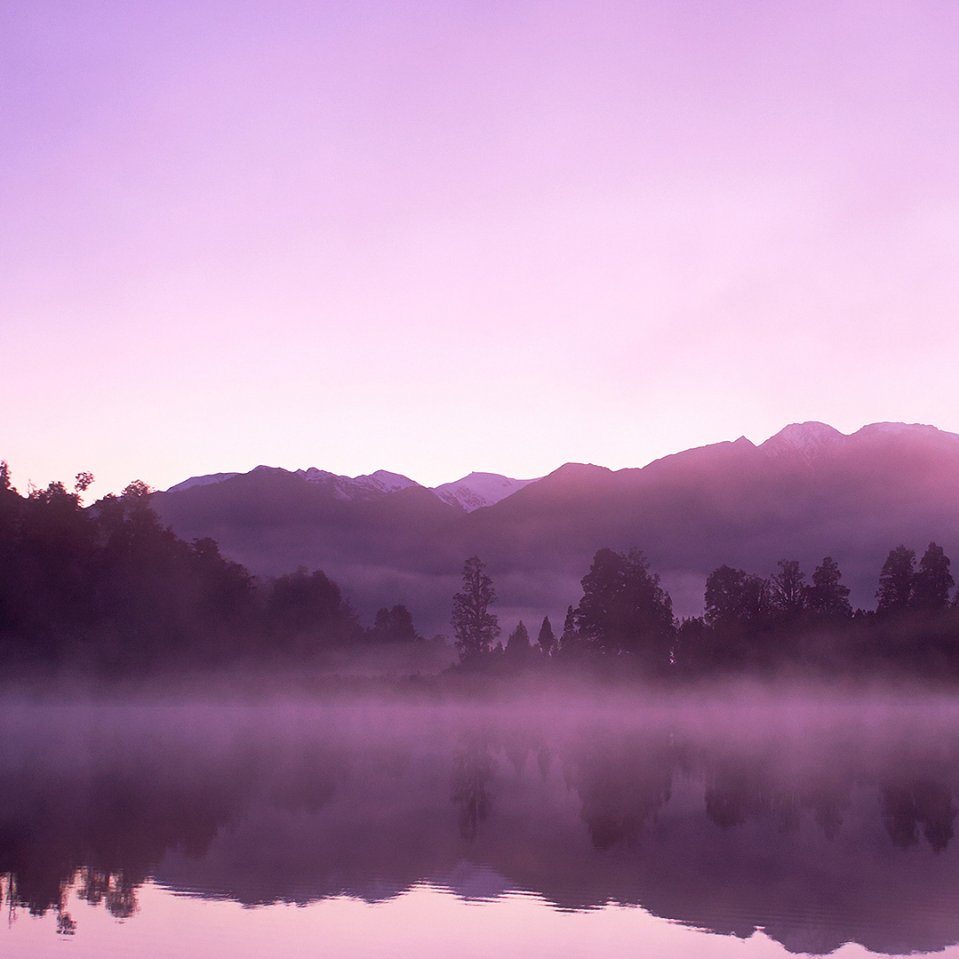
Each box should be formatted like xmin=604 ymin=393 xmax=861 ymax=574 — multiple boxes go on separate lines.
xmin=2 ymin=699 xmax=959 ymax=955
xmin=151 ymin=423 xmax=959 ymax=630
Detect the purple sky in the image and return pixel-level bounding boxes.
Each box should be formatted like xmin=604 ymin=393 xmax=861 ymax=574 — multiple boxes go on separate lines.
xmin=3 ymin=1 xmax=959 ymax=498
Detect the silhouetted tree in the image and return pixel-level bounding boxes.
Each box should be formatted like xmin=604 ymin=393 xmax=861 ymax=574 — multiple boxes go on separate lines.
xmin=913 ymin=543 xmax=954 ymax=611
xmin=769 ymin=560 xmax=806 ymax=617
xmin=74 ymin=472 xmax=95 ymax=497
xmin=187 ymin=537 xmax=256 ymax=653
xmin=559 ymin=605 xmax=576 ymax=646
xmin=0 ymin=461 xmax=19 ymax=635
xmin=806 ymin=556 xmax=852 ymax=618
xmin=702 ymin=566 xmax=773 ymax=669
xmin=93 ymin=481 xmax=212 ymax=667
xmin=370 ymin=604 xmax=421 ymax=643
xmin=536 ymin=616 xmax=556 ymax=656
xmin=574 ymin=548 xmax=674 ymax=667
xmin=704 ymin=566 xmax=768 ymax=631
xmin=268 ymin=568 xmax=358 ymax=651
xmin=505 ymin=621 xmax=532 ymax=663
xmin=451 ymin=556 xmax=500 ymax=662
xmin=15 ymin=478 xmax=97 ymax=656
xmin=876 ymin=546 xmax=916 ymax=613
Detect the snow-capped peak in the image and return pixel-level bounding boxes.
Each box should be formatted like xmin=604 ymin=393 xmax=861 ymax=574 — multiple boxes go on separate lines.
xmin=164 ymin=465 xmax=537 ymax=509
xmin=432 ymin=472 xmax=539 ymax=512
xmin=296 ymin=467 xmax=418 ymax=500
xmin=760 ymin=422 xmax=843 ymax=462
xmin=353 ymin=470 xmax=419 ymax=494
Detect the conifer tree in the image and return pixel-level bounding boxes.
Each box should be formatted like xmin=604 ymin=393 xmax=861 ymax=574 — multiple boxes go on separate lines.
xmin=536 ymin=616 xmax=556 ymax=656
xmin=558 ymin=605 xmax=578 ymax=653
xmin=913 ymin=542 xmax=954 ymax=610
xmin=806 ymin=556 xmax=851 ymax=617
xmin=451 ymin=556 xmax=500 ymax=661
xmin=876 ymin=546 xmax=916 ymax=612
xmin=506 ymin=621 xmax=531 ymax=661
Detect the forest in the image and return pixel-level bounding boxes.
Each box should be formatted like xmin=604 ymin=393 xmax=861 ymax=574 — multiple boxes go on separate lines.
xmin=1 ymin=462 xmax=958 ymax=681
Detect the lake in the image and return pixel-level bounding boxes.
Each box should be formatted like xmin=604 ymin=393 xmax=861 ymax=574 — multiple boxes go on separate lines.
xmin=2 ymin=687 xmax=958 ymax=958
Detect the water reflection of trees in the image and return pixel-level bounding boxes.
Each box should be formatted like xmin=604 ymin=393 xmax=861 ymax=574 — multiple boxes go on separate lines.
xmin=701 ymin=757 xmax=853 ymax=839
xmin=882 ymin=779 xmax=956 ymax=851
xmin=450 ymin=734 xmax=495 ymax=841
xmin=76 ymin=868 xmax=139 ymax=918
xmin=0 ymin=759 xmax=240 ymax=923
xmin=567 ymin=732 xmax=674 ymax=849
xmin=2 ymin=704 xmax=959 ymax=955
xmin=2 ymin=867 xmax=139 ymax=936
xmin=0 ymin=713 xmax=348 ymax=930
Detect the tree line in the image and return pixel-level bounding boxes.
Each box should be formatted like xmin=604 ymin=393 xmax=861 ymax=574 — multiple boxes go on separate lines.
xmin=0 ymin=464 xmax=423 ymax=676
xmin=4 ymin=460 xmax=959 ymax=680
xmin=450 ymin=544 xmax=959 ymax=679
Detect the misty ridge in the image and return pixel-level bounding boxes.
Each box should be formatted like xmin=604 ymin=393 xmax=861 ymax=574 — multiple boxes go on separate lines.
xmin=3 ymin=420 xmax=959 ymax=686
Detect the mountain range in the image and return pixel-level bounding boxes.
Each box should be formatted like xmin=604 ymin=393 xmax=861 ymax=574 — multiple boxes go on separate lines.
xmin=167 ymin=466 xmax=539 ymax=512
xmin=151 ymin=422 xmax=959 ymax=636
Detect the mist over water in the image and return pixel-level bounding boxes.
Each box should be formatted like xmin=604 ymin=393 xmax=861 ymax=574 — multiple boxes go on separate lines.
xmin=2 ymin=685 xmax=958 ymax=957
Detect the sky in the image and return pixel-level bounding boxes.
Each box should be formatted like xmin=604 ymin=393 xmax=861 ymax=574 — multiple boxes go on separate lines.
xmin=3 ymin=0 xmax=959 ymax=499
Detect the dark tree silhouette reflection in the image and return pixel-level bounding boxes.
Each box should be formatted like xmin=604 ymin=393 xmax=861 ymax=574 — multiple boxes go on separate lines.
xmin=2 ymin=699 xmax=959 ymax=956
xmin=568 ymin=733 xmax=674 ymax=850
xmin=882 ymin=779 xmax=956 ymax=852
xmin=450 ymin=734 xmax=495 ymax=842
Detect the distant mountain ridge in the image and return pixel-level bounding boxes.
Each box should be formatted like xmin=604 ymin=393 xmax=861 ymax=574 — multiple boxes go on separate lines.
xmin=167 ymin=420 xmax=951 ymax=500
xmin=167 ymin=466 xmax=538 ymax=513
xmin=152 ymin=422 xmax=959 ymax=635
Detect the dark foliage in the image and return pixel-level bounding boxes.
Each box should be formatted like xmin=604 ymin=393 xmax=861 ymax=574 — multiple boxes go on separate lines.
xmin=536 ymin=616 xmax=556 ymax=656
xmin=573 ymin=548 xmax=674 ymax=670
xmin=806 ymin=556 xmax=852 ymax=619
xmin=450 ymin=556 xmax=500 ymax=662
xmin=876 ymin=546 xmax=917 ymax=613
xmin=369 ymin=604 xmax=422 ymax=644
xmin=5 ymin=458 xmax=959 ymax=681
xmin=914 ymin=543 xmax=955 ymax=611
xmin=0 ymin=465 xmax=360 ymax=675
xmin=505 ymin=620 xmax=533 ymax=663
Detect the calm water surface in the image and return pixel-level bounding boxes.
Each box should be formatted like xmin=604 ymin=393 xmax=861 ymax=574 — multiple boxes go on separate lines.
xmin=2 ymin=691 xmax=958 ymax=958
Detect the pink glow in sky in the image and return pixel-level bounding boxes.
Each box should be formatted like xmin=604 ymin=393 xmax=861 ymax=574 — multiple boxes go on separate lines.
xmin=3 ymin=1 xmax=959 ymax=498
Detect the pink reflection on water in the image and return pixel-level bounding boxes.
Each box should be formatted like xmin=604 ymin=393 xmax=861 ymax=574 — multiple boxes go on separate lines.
xmin=0 ymin=880 xmax=911 ymax=959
